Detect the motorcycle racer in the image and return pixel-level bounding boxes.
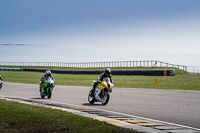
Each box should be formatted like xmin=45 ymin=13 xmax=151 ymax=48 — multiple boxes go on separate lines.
xmin=91 ymin=68 xmax=113 ymax=95
xmin=40 ymin=70 xmax=55 ymax=92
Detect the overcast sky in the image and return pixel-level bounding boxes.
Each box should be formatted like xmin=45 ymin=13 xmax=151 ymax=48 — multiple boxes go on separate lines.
xmin=0 ymin=0 xmax=200 ymax=66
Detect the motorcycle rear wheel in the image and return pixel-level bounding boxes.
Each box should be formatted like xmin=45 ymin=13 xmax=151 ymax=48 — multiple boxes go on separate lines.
xmin=101 ymin=91 xmax=110 ymax=105
xmin=88 ymin=90 xmax=95 ymax=104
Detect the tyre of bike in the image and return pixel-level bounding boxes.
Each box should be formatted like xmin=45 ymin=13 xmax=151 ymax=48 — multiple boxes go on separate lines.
xmin=88 ymin=89 xmax=96 ymax=104
xmin=47 ymin=89 xmax=52 ymax=99
xmin=101 ymin=90 xmax=110 ymax=105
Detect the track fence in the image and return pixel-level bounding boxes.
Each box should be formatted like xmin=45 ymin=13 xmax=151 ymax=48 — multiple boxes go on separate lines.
xmin=0 ymin=60 xmax=188 ymax=71
xmin=186 ymin=66 xmax=200 ymax=73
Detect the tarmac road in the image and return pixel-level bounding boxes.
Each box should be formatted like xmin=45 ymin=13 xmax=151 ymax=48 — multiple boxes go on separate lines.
xmin=1 ymin=82 xmax=200 ymax=129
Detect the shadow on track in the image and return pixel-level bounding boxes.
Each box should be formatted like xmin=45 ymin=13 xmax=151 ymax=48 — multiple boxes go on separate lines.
xmin=31 ymin=98 xmax=49 ymax=100
xmin=82 ymin=103 xmax=104 ymax=106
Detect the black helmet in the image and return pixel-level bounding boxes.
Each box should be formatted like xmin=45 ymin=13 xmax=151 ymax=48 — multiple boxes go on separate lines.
xmin=45 ymin=70 xmax=51 ymax=76
xmin=104 ymin=68 xmax=111 ymax=76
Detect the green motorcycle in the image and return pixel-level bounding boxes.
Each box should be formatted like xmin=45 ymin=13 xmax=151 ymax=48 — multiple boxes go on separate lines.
xmin=40 ymin=77 xmax=55 ymax=99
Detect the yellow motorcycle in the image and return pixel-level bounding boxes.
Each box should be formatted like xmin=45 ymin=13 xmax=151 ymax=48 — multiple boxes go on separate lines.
xmin=88 ymin=77 xmax=114 ymax=105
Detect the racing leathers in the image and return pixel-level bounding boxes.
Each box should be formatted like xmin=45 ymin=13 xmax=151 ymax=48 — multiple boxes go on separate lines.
xmin=40 ymin=74 xmax=55 ymax=92
xmin=92 ymin=72 xmax=113 ymax=95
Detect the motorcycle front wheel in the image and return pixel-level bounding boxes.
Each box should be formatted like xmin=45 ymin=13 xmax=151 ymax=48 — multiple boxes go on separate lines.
xmin=88 ymin=90 xmax=95 ymax=104
xmin=47 ymin=90 xmax=52 ymax=99
xmin=101 ymin=91 xmax=110 ymax=105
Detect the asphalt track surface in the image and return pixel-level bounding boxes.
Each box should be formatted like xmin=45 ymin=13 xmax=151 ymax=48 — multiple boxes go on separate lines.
xmin=1 ymin=82 xmax=200 ymax=129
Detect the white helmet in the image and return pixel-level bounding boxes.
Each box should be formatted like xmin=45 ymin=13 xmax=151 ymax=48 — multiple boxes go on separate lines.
xmin=45 ymin=70 xmax=51 ymax=76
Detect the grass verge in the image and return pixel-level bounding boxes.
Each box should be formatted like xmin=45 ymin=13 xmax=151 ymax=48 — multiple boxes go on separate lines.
xmin=0 ymin=99 xmax=137 ymax=133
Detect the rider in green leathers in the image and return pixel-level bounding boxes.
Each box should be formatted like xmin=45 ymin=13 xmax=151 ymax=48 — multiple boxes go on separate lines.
xmin=40 ymin=70 xmax=55 ymax=92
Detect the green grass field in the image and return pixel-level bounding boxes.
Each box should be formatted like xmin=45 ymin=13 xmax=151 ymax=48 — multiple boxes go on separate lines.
xmin=0 ymin=99 xmax=137 ymax=133
xmin=1 ymin=67 xmax=200 ymax=91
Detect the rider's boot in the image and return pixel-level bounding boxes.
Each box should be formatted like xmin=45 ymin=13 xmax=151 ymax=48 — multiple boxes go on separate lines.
xmin=91 ymin=82 xmax=98 ymax=97
xmin=91 ymin=88 xmax=95 ymax=97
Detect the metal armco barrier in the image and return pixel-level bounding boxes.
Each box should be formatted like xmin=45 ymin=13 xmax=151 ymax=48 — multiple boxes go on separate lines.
xmin=23 ymin=69 xmax=175 ymax=76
